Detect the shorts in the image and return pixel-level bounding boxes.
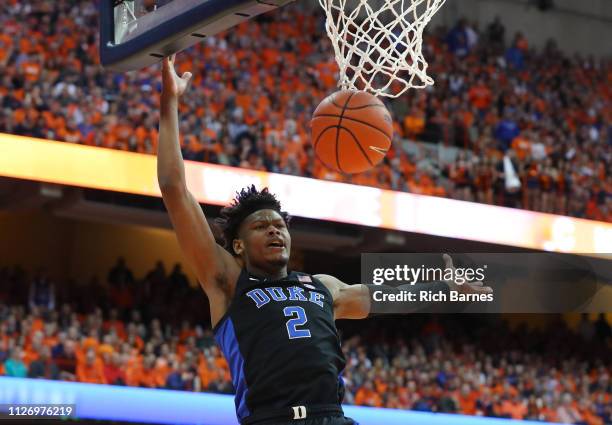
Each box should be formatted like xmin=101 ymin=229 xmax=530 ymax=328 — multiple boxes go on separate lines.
xmin=242 ymin=405 xmax=356 ymax=425
xmin=261 ymin=414 xmax=358 ymax=425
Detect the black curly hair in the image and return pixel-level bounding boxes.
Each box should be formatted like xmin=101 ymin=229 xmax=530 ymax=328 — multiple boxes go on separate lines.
xmin=216 ymin=185 xmax=290 ymax=255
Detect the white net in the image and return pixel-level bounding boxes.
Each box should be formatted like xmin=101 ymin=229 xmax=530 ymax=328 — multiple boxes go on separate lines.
xmin=319 ymin=0 xmax=447 ymax=98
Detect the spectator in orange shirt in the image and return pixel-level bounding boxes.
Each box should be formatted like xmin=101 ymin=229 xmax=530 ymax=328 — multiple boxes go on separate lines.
xmin=354 ymin=380 xmax=383 ymax=407
xmin=385 ymin=393 xmax=403 ymax=409
xmin=540 ymin=398 xmax=560 ymax=422
xmin=499 ymin=394 xmax=527 ymax=420
xmin=23 ymin=331 xmax=43 ymax=367
xmin=20 ymin=54 xmax=43 ymax=82
xmin=153 ymin=356 xmax=170 ymax=388
xmin=42 ymin=323 xmax=58 ymax=349
xmin=455 ymin=383 xmax=478 ymax=415
xmin=137 ymin=354 xmax=158 ymax=388
xmin=198 ymin=356 xmax=214 ymax=389
xmin=403 ymin=106 xmax=425 ymax=139
xmin=511 ymin=133 xmax=532 ymax=162
xmin=76 ymin=349 xmax=106 ymax=385
xmin=468 ymin=78 xmax=492 ymax=112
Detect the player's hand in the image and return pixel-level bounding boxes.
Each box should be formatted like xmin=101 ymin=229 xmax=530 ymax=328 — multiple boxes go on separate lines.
xmin=162 ymin=54 xmax=192 ymax=99
xmin=442 ymin=254 xmax=493 ymax=295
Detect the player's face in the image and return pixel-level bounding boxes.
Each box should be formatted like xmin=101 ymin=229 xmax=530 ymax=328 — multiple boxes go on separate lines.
xmin=237 ymin=209 xmax=291 ymax=270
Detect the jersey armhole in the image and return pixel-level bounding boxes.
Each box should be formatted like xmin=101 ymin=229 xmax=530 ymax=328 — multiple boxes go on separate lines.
xmin=309 ymin=274 xmax=336 ymax=303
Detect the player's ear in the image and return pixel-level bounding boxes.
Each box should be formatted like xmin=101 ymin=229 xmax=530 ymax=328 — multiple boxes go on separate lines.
xmin=233 ymin=239 xmax=244 ymax=256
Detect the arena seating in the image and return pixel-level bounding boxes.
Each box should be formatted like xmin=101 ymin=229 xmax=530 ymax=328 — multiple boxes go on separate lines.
xmin=1 ymin=262 xmax=610 ymax=423
xmin=0 ymin=1 xmax=609 ymax=222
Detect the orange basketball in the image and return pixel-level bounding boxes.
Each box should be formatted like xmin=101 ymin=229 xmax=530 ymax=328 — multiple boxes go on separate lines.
xmin=311 ymin=90 xmax=393 ymax=174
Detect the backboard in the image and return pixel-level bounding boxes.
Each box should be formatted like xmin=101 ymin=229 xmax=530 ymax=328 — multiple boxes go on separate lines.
xmin=100 ymin=0 xmax=294 ymax=72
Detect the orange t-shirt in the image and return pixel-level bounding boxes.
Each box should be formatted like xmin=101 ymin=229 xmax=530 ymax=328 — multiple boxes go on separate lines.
xmin=43 ymin=336 xmax=58 ymax=349
xmin=403 ymin=115 xmax=425 ymax=138
xmin=22 ymin=348 xmax=39 ymax=367
xmin=469 ymin=85 xmax=492 ymax=109
xmin=354 ymin=388 xmax=383 ymax=407
xmin=77 ymin=359 xmax=107 ymax=385
xmin=31 ymin=318 xmax=44 ymax=333
xmin=499 ymin=400 xmax=527 ymax=420
xmin=457 ymin=392 xmax=479 ymax=415
xmin=511 ymin=136 xmax=531 ymax=161
xmin=199 ymin=361 xmax=223 ymax=388
xmin=153 ymin=362 xmax=170 ymax=388
xmin=21 ymin=61 xmax=42 ymax=81
xmin=138 ymin=367 xmax=158 ymax=388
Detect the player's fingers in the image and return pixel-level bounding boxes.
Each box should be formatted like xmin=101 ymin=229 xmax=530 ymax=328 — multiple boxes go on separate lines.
xmin=468 ymin=281 xmax=484 ymax=287
xmin=170 ymin=53 xmax=176 ymax=63
xmin=181 ymin=72 xmax=192 ymax=82
xmin=443 ymin=253 xmax=454 ymax=270
xmin=477 ymin=286 xmax=493 ymax=294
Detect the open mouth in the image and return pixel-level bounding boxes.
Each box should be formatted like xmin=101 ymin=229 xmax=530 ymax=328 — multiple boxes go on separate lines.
xmin=267 ymin=241 xmax=284 ymax=248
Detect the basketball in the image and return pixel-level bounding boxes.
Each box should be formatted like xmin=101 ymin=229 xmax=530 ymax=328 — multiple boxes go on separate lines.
xmin=311 ymin=90 xmax=393 ymax=174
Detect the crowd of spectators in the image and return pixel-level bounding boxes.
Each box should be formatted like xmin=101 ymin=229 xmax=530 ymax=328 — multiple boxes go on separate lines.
xmin=1 ymin=261 xmax=611 ymax=424
xmin=342 ymin=315 xmax=611 ymax=424
xmin=0 ymin=1 xmax=610 ymax=221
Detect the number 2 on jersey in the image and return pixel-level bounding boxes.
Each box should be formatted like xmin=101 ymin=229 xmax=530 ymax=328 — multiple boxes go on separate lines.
xmin=283 ymin=306 xmax=311 ymax=339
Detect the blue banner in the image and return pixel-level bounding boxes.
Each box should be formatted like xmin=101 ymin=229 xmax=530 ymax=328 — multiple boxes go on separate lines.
xmin=0 ymin=377 xmax=553 ymax=425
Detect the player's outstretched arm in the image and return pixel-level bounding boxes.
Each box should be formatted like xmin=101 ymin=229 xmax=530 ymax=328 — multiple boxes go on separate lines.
xmin=316 ymin=255 xmax=493 ymax=320
xmin=157 ymin=55 xmax=239 ymax=304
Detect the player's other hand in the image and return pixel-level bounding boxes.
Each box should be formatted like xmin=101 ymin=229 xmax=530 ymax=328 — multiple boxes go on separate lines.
xmin=162 ymin=54 xmax=192 ymax=99
xmin=442 ymin=254 xmax=493 ymax=295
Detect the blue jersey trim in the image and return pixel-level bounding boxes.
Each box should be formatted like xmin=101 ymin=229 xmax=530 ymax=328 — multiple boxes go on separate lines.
xmin=214 ymin=318 xmax=249 ymax=420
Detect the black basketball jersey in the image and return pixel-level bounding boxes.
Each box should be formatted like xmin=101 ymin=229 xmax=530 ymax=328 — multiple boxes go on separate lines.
xmin=213 ymin=269 xmax=346 ymax=423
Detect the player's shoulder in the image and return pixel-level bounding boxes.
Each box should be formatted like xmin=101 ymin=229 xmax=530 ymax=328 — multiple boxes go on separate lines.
xmin=311 ymin=273 xmax=346 ymax=299
xmin=311 ymin=273 xmax=343 ymax=285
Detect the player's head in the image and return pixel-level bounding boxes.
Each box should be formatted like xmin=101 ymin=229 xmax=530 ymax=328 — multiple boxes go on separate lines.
xmin=217 ymin=185 xmax=291 ymax=270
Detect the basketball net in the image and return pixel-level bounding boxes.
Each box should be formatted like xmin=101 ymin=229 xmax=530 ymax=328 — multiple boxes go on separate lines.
xmin=319 ymin=0 xmax=446 ymax=98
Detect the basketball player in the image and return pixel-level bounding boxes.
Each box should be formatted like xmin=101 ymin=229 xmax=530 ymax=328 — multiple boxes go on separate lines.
xmin=157 ymin=55 xmax=491 ymax=425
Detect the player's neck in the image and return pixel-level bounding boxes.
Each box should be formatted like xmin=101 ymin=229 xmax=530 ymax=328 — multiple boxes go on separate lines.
xmin=246 ymin=265 xmax=288 ymax=281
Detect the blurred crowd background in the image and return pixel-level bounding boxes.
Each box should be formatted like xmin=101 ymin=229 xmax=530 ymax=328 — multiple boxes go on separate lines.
xmin=1 ymin=262 xmax=611 ymax=424
xmin=0 ymin=1 xmax=610 ymax=221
